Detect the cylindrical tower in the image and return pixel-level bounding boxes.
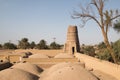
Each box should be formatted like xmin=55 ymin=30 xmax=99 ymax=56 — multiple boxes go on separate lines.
xmin=67 ymin=26 xmax=79 ymax=43
xmin=64 ymin=25 xmax=80 ymax=54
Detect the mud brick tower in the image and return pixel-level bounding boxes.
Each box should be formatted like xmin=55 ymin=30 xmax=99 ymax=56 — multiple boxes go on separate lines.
xmin=64 ymin=25 xmax=80 ymax=54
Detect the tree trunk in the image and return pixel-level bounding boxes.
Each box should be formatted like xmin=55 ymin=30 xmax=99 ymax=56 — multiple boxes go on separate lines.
xmin=101 ymin=28 xmax=117 ymax=63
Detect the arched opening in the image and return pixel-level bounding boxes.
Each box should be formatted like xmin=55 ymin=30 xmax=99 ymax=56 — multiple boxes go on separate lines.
xmin=72 ymin=47 xmax=75 ymax=54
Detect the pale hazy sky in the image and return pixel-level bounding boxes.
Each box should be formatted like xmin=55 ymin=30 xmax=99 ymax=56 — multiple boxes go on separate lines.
xmin=0 ymin=0 xmax=120 ymax=45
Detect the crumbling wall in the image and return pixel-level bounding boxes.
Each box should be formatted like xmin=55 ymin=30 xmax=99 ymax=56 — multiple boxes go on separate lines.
xmin=75 ymin=53 xmax=120 ymax=80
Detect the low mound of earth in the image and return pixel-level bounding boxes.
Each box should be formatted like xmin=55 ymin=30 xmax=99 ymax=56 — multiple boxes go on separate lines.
xmin=11 ymin=62 xmax=43 ymax=75
xmin=0 ymin=68 xmax=39 ymax=80
xmin=29 ymin=53 xmax=49 ymax=58
xmin=54 ymin=53 xmax=74 ymax=58
xmin=40 ymin=62 xmax=85 ymax=77
xmin=40 ymin=62 xmax=98 ymax=80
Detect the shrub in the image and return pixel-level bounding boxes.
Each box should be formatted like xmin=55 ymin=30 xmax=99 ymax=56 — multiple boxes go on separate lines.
xmin=36 ymin=39 xmax=48 ymax=49
xmin=96 ymin=49 xmax=113 ymax=61
xmin=50 ymin=42 xmax=61 ymax=49
xmin=113 ymin=39 xmax=120 ymax=61
xmin=82 ymin=46 xmax=95 ymax=57
xmin=18 ymin=38 xmax=30 ymax=49
xmin=98 ymin=42 xmax=106 ymax=49
xmin=0 ymin=44 xmax=2 ymax=49
xmin=30 ymin=41 xmax=36 ymax=49
xmin=3 ymin=42 xmax=17 ymax=49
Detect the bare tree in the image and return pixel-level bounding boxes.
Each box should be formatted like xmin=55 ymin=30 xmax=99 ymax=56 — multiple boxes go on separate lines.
xmin=72 ymin=0 xmax=120 ymax=63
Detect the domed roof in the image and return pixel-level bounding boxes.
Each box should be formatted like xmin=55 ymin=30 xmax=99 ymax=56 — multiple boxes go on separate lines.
xmin=0 ymin=68 xmax=39 ymax=80
xmin=11 ymin=62 xmax=43 ymax=75
xmin=29 ymin=54 xmax=49 ymax=58
xmin=54 ymin=53 xmax=74 ymax=58
xmin=40 ymin=62 xmax=85 ymax=78
xmin=41 ymin=64 xmax=98 ymax=80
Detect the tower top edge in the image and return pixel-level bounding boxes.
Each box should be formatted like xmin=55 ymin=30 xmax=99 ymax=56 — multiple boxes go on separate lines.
xmin=68 ymin=25 xmax=77 ymax=27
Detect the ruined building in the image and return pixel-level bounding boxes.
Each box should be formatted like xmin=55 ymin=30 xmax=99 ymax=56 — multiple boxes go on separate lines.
xmin=64 ymin=25 xmax=80 ymax=54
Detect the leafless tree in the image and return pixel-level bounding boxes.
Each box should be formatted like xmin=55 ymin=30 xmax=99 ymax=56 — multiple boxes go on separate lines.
xmin=72 ymin=0 xmax=120 ymax=63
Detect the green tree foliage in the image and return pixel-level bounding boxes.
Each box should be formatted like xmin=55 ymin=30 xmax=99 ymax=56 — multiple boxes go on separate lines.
xmin=50 ymin=42 xmax=62 ymax=49
xmin=114 ymin=20 xmax=120 ymax=33
xmin=0 ymin=44 xmax=2 ymax=49
xmin=96 ymin=49 xmax=113 ymax=61
xmin=96 ymin=42 xmax=110 ymax=61
xmin=18 ymin=38 xmax=30 ymax=49
xmin=36 ymin=39 xmax=48 ymax=49
xmin=96 ymin=40 xmax=120 ymax=63
xmin=30 ymin=41 xmax=36 ymax=49
xmin=3 ymin=42 xmax=17 ymax=49
xmin=82 ymin=46 xmax=95 ymax=57
xmin=98 ymin=42 xmax=106 ymax=49
xmin=113 ymin=39 xmax=120 ymax=61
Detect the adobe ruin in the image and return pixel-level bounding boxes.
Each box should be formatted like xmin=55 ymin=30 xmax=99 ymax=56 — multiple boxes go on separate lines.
xmin=63 ymin=25 xmax=80 ymax=54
